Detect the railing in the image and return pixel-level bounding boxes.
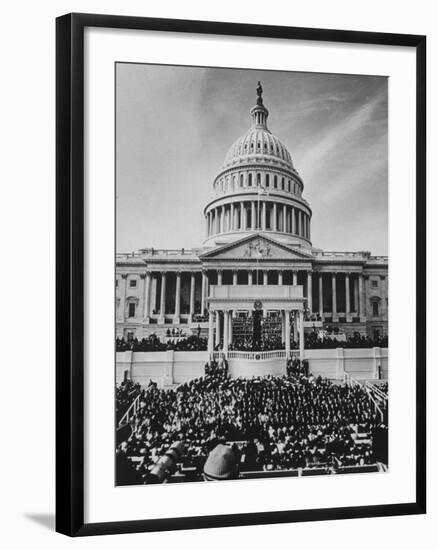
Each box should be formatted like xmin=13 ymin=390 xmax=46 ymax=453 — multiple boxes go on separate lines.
xmin=364 ymin=386 xmax=384 ymax=422
xmin=116 ymin=248 xmax=197 ymax=259
xmin=365 ymin=381 xmax=388 ymax=403
xmin=213 ymin=349 xmax=299 ymax=361
xmin=118 ymin=393 xmax=141 ymax=428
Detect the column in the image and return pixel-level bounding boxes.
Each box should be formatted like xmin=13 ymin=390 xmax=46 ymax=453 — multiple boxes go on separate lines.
xmin=230 ymin=203 xmax=234 ymax=232
xmin=292 ymin=271 xmax=298 ymax=285
xmin=299 ymin=310 xmax=305 ymax=359
xmin=201 ymin=271 xmax=207 ymax=315
xmin=319 ymin=273 xmax=324 ymax=318
xmin=159 ymin=272 xmax=166 ymax=323
xmin=215 ymin=208 xmax=220 ymax=234
xmin=282 ymin=204 xmax=287 ymax=232
xmin=278 ymin=270 xmax=283 ymax=285
xmin=232 ymin=270 xmax=238 ymax=285
xmin=228 ymin=313 xmax=233 ymax=345
xmin=359 ymin=274 xmax=366 ymax=320
xmin=354 ymin=276 xmax=359 ymax=315
xmin=380 ymin=275 xmax=387 ymax=320
xmin=345 ymin=272 xmax=350 ymax=320
xmin=208 ymin=310 xmax=214 ymax=356
xmin=297 ymin=210 xmax=301 ymax=236
xmin=205 ymin=213 xmax=209 ymax=238
xmin=263 ymin=270 xmax=268 ymax=285
xmin=216 ymin=207 xmax=221 ymax=233
xmin=331 ymin=273 xmax=337 ymax=319
xmin=262 ymin=201 xmax=266 ymax=230
xmin=307 ymin=271 xmax=313 ymax=312
xmin=138 ymin=274 xmax=146 ymax=320
xmin=189 ymin=272 xmax=195 ymax=319
xmin=117 ymin=274 xmax=128 ymax=322
xmin=285 ymin=310 xmax=290 ymax=359
xmin=273 ymin=202 xmax=277 ymax=231
xmin=291 ymin=207 xmax=295 ymax=234
xmin=293 ymin=311 xmax=298 ymax=341
xmin=215 ymin=311 xmax=221 ymax=346
xmin=217 ymin=270 xmax=222 ymax=286
xmin=248 ymin=271 xmax=253 ymax=285
xmin=174 ymin=272 xmax=181 ymax=323
xmin=251 ymin=202 xmax=256 ymax=229
xmin=143 ymin=272 xmax=151 ymax=321
xmin=223 ymin=310 xmax=229 ymax=356
xmin=240 ymin=202 xmax=245 ymax=230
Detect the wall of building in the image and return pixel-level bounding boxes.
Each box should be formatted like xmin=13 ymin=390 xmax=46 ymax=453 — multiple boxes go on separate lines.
xmin=116 ymin=347 xmax=388 ymax=385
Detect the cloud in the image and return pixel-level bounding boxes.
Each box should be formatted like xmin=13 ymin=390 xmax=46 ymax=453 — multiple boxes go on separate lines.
xmin=296 ymin=91 xmax=385 ymax=184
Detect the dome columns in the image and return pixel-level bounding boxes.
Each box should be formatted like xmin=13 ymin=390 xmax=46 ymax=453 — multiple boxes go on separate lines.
xmin=204 ymin=197 xmax=311 ymax=246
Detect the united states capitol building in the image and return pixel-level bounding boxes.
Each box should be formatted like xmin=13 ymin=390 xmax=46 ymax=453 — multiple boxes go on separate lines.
xmin=116 ymin=84 xmax=388 ymax=362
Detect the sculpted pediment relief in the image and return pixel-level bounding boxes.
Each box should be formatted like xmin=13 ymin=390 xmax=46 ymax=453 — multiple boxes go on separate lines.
xmin=200 ymin=235 xmax=313 ymax=261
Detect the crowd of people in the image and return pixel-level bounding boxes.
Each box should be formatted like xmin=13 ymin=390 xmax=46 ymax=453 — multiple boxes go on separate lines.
xmin=116 ymin=334 xmax=208 ymax=352
xmin=116 ymin=379 xmax=142 ymax=422
xmin=305 ymin=331 xmax=388 ymax=350
xmin=116 ymin=331 xmax=387 ymax=354
xmin=116 ymin=360 xmax=388 ymax=485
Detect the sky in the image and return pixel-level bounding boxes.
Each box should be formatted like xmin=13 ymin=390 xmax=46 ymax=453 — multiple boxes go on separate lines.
xmin=116 ymin=63 xmax=388 ymax=255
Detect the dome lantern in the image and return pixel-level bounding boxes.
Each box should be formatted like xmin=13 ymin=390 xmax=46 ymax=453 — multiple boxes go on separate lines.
xmin=250 ymin=81 xmax=269 ymax=128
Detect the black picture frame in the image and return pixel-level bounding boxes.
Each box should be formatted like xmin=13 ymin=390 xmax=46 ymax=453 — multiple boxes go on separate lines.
xmin=56 ymin=12 xmax=426 ymax=537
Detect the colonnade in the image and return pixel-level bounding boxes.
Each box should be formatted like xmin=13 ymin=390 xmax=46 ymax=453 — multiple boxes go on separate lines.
xmin=206 ymin=200 xmax=311 ymax=240
xmin=116 ymin=269 xmax=372 ymax=324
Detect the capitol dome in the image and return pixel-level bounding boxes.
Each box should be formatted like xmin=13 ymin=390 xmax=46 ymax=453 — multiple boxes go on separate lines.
xmin=203 ymin=83 xmax=312 ymax=249
xmin=223 ymin=113 xmax=294 ymax=171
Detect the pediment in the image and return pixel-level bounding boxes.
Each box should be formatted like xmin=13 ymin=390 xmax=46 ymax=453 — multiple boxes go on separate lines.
xmin=200 ymin=234 xmax=313 ymax=261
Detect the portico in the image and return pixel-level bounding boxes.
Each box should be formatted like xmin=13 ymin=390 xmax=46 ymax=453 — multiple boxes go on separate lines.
xmin=206 ymin=284 xmax=305 ymax=360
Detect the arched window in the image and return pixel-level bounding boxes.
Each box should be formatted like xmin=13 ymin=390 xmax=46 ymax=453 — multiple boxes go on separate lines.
xmin=240 ymin=173 xmax=244 ymax=187
xmin=274 ymin=175 xmax=278 ymax=189
xmin=281 ymin=177 xmax=285 ymax=190
xmin=266 ymin=174 xmax=270 ymax=188
xmin=248 ymin=173 xmax=252 ymax=186
xmin=257 ymin=173 xmax=261 ymax=186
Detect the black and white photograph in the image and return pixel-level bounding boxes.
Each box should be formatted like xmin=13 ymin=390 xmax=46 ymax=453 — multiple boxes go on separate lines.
xmin=115 ymin=64 xmax=389 ymax=486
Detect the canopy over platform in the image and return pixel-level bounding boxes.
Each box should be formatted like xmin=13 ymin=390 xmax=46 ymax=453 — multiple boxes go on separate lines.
xmin=207 ymin=284 xmax=305 ymax=312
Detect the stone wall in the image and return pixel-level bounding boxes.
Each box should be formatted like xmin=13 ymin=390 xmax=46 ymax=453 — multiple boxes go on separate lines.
xmin=116 ymin=348 xmax=388 ymax=386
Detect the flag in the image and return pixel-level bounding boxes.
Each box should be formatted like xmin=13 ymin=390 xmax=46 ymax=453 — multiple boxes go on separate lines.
xmin=257 ymin=183 xmax=269 ymax=195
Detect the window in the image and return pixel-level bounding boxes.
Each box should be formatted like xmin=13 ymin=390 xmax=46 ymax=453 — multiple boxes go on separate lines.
xmin=274 ymin=175 xmax=277 ymax=188
xmin=371 ymin=279 xmax=378 ymax=288
xmin=129 ymin=279 xmax=137 ymax=287
xmin=266 ymin=174 xmax=270 ymax=187
xmin=127 ymin=331 xmax=135 ymax=342
xmin=248 ymin=173 xmax=252 ymax=186
xmin=128 ymin=302 xmax=136 ymax=318
xmin=115 ymin=280 xmax=118 ymax=287
xmin=281 ymin=177 xmax=284 ymax=190
xmin=372 ymin=301 xmax=379 ymax=317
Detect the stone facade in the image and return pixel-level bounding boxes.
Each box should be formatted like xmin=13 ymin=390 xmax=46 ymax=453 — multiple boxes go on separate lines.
xmin=116 ymin=87 xmax=388 ymax=342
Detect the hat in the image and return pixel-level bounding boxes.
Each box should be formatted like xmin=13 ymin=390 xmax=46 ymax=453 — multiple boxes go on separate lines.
xmin=203 ymin=444 xmax=236 ymax=481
